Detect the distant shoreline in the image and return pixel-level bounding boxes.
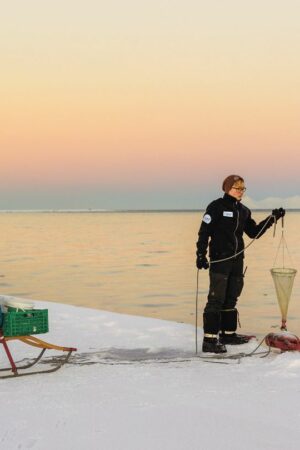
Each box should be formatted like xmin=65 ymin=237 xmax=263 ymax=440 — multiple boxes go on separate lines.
xmin=1 ymin=209 xmax=300 ymax=213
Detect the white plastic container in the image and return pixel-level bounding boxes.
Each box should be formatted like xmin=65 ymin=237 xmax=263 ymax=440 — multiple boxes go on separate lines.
xmin=3 ymin=298 xmax=35 ymax=313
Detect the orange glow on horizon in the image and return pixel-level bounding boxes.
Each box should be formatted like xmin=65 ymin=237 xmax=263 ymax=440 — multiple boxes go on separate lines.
xmin=1 ymin=2 xmax=300 ymax=194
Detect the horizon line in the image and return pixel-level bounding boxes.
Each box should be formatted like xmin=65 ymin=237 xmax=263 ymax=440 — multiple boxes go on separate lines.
xmin=1 ymin=208 xmax=299 ymax=213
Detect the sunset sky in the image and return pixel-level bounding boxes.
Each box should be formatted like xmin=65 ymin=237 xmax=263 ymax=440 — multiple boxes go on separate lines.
xmin=1 ymin=1 xmax=300 ymax=209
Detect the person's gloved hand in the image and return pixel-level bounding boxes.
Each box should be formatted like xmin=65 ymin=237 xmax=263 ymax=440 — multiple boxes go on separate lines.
xmin=196 ymin=254 xmax=209 ymax=270
xmin=272 ymin=207 xmax=286 ymax=221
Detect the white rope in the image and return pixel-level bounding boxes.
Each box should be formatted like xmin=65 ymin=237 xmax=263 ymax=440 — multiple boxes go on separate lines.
xmin=209 ymin=214 xmax=275 ymax=265
xmin=195 ymin=269 xmax=199 ymax=354
xmin=272 ymin=218 xmax=294 ymax=268
xmin=66 ymin=338 xmax=271 ymax=366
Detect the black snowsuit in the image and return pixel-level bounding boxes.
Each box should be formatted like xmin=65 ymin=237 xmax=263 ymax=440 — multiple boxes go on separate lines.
xmin=196 ymin=193 xmax=274 ymax=335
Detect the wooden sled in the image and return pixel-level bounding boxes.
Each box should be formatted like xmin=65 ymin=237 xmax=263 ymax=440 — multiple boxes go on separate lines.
xmin=0 ymin=330 xmax=77 ymax=379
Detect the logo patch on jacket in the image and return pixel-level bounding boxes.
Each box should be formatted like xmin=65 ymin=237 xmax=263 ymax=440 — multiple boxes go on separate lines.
xmin=223 ymin=211 xmax=233 ymax=217
xmin=203 ymin=214 xmax=212 ymax=224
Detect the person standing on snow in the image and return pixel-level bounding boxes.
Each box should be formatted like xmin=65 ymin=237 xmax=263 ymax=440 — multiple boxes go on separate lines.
xmin=196 ymin=174 xmax=285 ymax=354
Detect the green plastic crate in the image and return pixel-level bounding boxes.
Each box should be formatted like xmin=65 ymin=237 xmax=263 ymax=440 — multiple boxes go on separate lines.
xmin=2 ymin=309 xmax=49 ymax=337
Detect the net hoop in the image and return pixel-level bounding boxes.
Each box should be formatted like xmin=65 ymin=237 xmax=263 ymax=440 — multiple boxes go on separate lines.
xmin=270 ymin=268 xmax=297 ymax=277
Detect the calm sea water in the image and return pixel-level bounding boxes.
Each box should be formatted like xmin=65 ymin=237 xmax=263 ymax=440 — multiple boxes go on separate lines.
xmin=0 ymin=211 xmax=299 ymax=336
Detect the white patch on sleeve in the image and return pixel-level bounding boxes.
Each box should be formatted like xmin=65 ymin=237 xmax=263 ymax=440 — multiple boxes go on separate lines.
xmin=223 ymin=211 xmax=233 ymax=217
xmin=203 ymin=214 xmax=212 ymax=224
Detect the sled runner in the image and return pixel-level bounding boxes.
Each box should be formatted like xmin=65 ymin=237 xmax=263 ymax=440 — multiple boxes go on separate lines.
xmin=0 ymin=332 xmax=77 ymax=379
xmin=0 ymin=302 xmax=76 ymax=379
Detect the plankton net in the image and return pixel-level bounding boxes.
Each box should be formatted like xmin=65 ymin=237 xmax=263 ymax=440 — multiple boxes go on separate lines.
xmin=270 ymin=216 xmax=297 ymax=330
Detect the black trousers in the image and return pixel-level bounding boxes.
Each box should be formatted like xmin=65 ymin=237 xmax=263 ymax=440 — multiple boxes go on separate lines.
xmin=204 ymin=257 xmax=244 ymax=315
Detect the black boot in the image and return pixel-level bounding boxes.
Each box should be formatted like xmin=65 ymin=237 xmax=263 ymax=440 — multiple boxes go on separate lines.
xmin=219 ymin=332 xmax=250 ymax=345
xmin=202 ymin=337 xmax=227 ymax=353
xmin=202 ymin=312 xmax=227 ymax=353
xmin=220 ymin=309 xmax=251 ymax=345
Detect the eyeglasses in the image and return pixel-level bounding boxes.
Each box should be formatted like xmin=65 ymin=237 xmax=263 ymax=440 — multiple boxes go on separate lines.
xmin=232 ymin=187 xmax=246 ymax=193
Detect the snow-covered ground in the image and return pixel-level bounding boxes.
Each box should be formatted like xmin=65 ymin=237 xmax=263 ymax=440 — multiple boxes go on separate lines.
xmin=1 ymin=298 xmax=300 ymax=450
